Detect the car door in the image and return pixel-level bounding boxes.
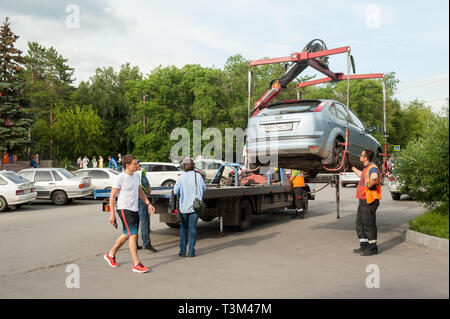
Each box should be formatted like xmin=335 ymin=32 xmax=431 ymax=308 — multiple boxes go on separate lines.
xmin=90 ymin=170 xmax=110 ymax=189
xmin=34 ymin=171 xmax=55 ymax=198
xmin=332 ymin=103 xmax=356 ymax=157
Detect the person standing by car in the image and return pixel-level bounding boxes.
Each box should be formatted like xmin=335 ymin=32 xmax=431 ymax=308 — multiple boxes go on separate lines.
xmin=108 ymin=156 xmax=118 ymax=170
xmin=173 ymin=157 xmax=206 ymax=257
xmin=290 ymin=169 xmax=307 ymax=219
xmin=351 ymin=149 xmax=382 ymax=256
xmin=99 ymin=156 xmax=104 ymax=168
xmin=136 ymin=160 xmax=158 ymax=252
xmin=30 ymin=155 xmax=38 ymax=168
xmin=104 ymin=154 xmax=156 ymax=273
xmin=92 ymin=156 xmax=98 ymax=168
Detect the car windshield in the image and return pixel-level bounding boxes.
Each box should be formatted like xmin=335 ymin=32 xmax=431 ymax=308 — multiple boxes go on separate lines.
xmin=2 ymin=172 xmax=29 ymax=184
xmin=58 ymin=169 xmax=75 ymax=179
xmin=257 ymin=100 xmax=323 ymax=116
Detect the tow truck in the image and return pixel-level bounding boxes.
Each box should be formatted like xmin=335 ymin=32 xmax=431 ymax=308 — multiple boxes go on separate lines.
xmin=102 ymin=39 xmax=387 ymax=232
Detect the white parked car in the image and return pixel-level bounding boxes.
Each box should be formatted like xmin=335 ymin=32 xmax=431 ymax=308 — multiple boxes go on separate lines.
xmin=73 ymin=168 xmax=119 ymax=190
xmin=139 ymin=162 xmax=183 ymax=187
xmin=0 ymin=170 xmax=37 ymax=212
xmin=18 ymin=168 xmax=93 ymax=205
xmin=194 ymin=159 xmax=233 ymax=182
xmin=340 ymin=172 xmax=360 ymax=187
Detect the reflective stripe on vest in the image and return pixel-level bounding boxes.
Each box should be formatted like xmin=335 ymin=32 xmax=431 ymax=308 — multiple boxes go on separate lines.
xmin=137 ymin=170 xmax=148 ymax=195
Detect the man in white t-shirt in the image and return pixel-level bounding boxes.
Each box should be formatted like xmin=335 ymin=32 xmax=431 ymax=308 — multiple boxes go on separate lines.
xmin=103 ymin=154 xmax=156 ymax=273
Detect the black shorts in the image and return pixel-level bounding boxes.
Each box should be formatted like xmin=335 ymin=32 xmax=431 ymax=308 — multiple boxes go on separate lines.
xmin=117 ymin=209 xmax=139 ymax=236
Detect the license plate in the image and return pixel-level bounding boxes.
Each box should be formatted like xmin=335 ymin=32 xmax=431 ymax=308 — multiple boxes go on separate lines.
xmin=265 ymin=122 xmax=293 ymax=132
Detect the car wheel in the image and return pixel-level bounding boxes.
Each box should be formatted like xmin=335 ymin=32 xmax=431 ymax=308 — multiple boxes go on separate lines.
xmin=52 ymin=190 xmax=68 ymax=205
xmin=0 ymin=196 xmax=8 ymax=212
xmin=234 ymin=199 xmax=253 ymax=231
xmin=162 ymin=180 xmax=176 ymax=187
xmin=331 ymin=138 xmax=344 ymax=168
xmin=391 ymin=192 xmax=401 ymax=201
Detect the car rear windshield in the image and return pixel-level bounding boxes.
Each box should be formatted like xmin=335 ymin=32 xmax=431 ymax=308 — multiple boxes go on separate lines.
xmin=257 ymin=100 xmax=323 ymax=116
xmin=2 ymin=172 xmax=29 ymax=184
xmin=58 ymin=169 xmax=75 ymax=179
xmin=108 ymin=169 xmax=119 ymax=175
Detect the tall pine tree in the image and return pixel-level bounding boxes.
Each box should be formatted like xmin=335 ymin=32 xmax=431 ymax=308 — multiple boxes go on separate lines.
xmin=0 ymin=17 xmax=33 ymax=169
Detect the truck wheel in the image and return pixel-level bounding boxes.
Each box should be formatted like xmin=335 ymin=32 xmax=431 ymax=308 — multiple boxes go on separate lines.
xmin=235 ymin=200 xmax=253 ymax=231
xmin=0 ymin=196 xmax=8 ymax=212
xmin=302 ymin=199 xmax=309 ymax=215
xmin=166 ymin=222 xmax=180 ymax=228
xmin=391 ymin=193 xmax=401 ymax=201
xmin=52 ymin=190 xmax=68 ymax=205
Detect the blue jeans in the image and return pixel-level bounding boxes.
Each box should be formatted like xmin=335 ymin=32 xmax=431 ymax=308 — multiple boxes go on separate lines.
xmin=137 ymin=199 xmax=151 ymax=247
xmin=179 ymin=212 xmax=199 ymax=256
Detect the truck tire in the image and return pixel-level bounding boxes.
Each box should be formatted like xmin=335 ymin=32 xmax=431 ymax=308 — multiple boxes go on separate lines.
xmin=52 ymin=190 xmax=68 ymax=205
xmin=391 ymin=192 xmax=401 ymax=201
xmin=235 ymin=199 xmax=253 ymax=231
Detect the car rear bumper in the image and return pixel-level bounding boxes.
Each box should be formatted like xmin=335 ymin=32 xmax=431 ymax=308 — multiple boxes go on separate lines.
xmin=247 ymin=135 xmax=329 ymax=158
xmin=67 ymin=187 xmax=93 ymax=198
xmin=7 ymin=192 xmax=38 ymax=205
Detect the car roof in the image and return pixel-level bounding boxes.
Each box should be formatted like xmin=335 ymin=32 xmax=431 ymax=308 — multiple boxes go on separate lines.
xmin=267 ymin=99 xmax=328 ymax=108
xmin=139 ymin=162 xmax=178 ymax=166
xmin=19 ymin=168 xmax=66 ymax=171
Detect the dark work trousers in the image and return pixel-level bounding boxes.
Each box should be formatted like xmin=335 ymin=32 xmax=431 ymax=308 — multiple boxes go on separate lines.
xmin=356 ymin=199 xmax=379 ymax=244
xmin=293 ymin=187 xmax=307 ymax=210
xmin=137 ymin=199 xmax=151 ymax=247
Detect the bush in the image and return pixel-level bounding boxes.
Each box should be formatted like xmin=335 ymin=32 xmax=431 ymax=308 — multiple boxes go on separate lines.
xmin=409 ymin=203 xmax=449 ymax=239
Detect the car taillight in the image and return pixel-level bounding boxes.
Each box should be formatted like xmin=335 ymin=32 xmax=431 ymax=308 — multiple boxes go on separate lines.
xmin=313 ymin=101 xmax=327 ymax=112
xmin=16 ymin=190 xmax=24 ymax=195
xmin=79 ymin=183 xmax=85 ymax=189
xmin=32 ymin=188 xmax=36 ymax=192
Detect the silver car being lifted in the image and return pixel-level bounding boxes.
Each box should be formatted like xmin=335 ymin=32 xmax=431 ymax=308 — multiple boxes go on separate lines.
xmin=246 ymin=99 xmax=382 ymax=175
xmin=18 ymin=168 xmax=93 ymax=205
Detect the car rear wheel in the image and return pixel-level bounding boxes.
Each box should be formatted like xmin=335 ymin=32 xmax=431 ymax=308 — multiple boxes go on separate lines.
xmin=332 ymin=138 xmax=344 ymax=168
xmin=52 ymin=190 xmax=68 ymax=205
xmin=0 ymin=196 xmax=8 ymax=212
xmin=162 ymin=180 xmax=176 ymax=187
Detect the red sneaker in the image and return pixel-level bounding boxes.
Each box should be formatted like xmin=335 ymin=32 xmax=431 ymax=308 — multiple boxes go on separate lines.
xmin=104 ymin=253 xmax=118 ymax=268
xmin=132 ymin=262 xmax=149 ymax=273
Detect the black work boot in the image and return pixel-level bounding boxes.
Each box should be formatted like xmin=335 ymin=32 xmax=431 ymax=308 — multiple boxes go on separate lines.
xmin=360 ymin=243 xmax=378 ymax=256
xmin=353 ymin=242 xmax=368 ymax=253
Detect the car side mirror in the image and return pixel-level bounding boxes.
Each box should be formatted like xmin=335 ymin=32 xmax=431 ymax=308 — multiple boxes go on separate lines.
xmin=366 ymin=126 xmax=376 ymax=134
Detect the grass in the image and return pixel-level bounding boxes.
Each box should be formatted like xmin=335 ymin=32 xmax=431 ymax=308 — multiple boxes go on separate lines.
xmin=409 ymin=203 xmax=449 ymax=239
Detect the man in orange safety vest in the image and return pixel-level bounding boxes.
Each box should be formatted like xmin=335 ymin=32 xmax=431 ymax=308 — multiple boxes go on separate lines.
xmin=351 ymin=149 xmax=382 ymax=256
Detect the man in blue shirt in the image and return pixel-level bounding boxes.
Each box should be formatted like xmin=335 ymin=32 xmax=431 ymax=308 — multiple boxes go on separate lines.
xmin=108 ymin=156 xmax=118 ymax=170
xmin=173 ymin=157 xmax=206 ymax=257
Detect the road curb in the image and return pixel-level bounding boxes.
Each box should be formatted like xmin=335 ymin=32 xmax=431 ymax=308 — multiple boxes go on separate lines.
xmin=405 ymin=229 xmax=449 ymax=254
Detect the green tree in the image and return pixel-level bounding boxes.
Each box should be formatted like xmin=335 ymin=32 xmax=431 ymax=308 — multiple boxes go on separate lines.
xmin=23 ymin=41 xmax=75 ymax=160
xmin=0 ymin=18 xmax=33 ymax=169
xmin=395 ymin=106 xmax=449 ymax=209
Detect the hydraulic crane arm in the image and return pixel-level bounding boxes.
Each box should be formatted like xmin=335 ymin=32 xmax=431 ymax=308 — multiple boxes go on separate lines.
xmin=249 ymin=40 xmax=350 ymax=117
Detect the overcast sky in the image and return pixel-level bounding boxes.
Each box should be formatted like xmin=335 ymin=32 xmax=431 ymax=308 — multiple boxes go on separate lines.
xmin=2 ymin=0 xmax=449 ymax=113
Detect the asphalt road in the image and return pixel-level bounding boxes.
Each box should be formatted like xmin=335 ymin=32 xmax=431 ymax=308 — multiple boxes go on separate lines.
xmin=0 ymin=184 xmax=448 ymax=299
